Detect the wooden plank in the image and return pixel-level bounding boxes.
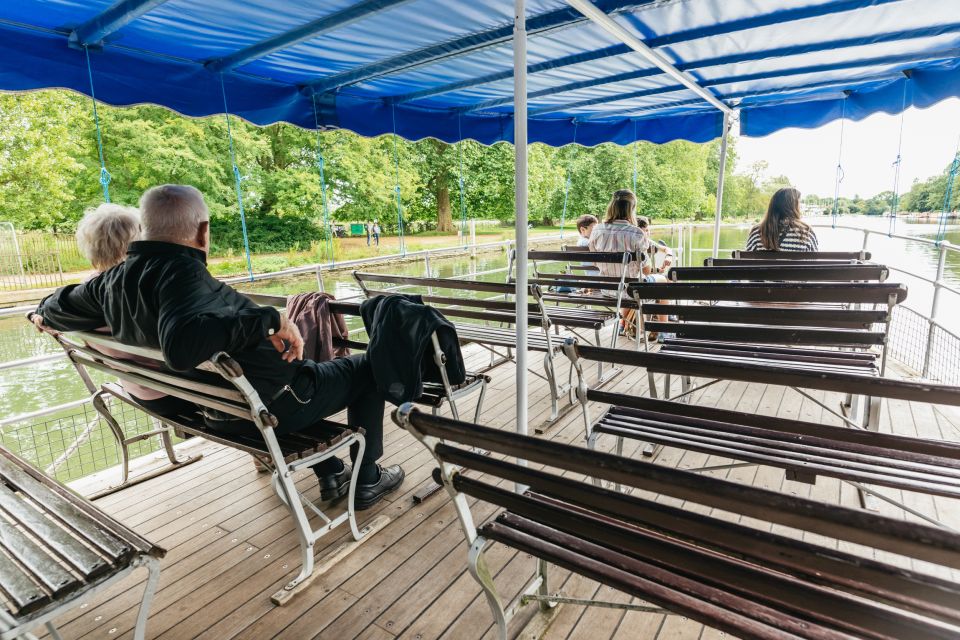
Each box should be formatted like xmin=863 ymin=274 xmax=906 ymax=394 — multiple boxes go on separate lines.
xmin=0 ymin=544 xmax=49 ymax=616
xmin=0 ymin=516 xmax=78 ymax=596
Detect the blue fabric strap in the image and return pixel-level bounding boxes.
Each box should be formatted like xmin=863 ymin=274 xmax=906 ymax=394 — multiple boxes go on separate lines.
xmin=391 ymin=104 xmax=406 ymax=256
xmin=312 ymin=94 xmax=335 ymax=267
xmin=219 ymin=75 xmax=254 ymax=282
xmin=831 ymin=97 xmax=847 ymax=229
xmin=888 ymin=78 xmax=910 ymax=237
xmin=560 ymin=121 xmax=579 ymax=240
xmin=457 ymin=114 xmax=468 ymax=245
xmin=83 ymin=46 xmax=111 ymax=203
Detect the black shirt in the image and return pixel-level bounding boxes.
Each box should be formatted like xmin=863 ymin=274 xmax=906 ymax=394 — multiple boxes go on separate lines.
xmin=37 ymin=240 xmax=298 ymax=401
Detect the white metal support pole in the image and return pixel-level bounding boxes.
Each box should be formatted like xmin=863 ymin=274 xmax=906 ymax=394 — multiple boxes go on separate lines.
xmin=514 ymin=0 xmax=529 ymax=450
xmin=712 ymin=112 xmax=731 ymax=259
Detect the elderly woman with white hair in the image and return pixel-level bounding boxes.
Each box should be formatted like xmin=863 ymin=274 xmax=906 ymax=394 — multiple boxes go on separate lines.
xmin=73 ymin=203 xmax=199 ymax=420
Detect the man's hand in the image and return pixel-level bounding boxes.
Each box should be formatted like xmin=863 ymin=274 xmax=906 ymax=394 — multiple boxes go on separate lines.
xmin=28 ymin=312 xmax=56 ymax=335
xmin=268 ymin=313 xmax=304 ymax=363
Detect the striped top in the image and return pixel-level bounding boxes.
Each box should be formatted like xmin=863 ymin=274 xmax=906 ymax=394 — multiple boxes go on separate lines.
xmin=588 ymin=220 xmax=649 ymax=278
xmin=745 ymin=224 xmax=819 ymax=252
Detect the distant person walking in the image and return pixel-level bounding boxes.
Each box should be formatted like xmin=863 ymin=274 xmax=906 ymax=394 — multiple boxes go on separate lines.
xmin=745 ymin=187 xmax=819 ymax=252
xmin=366 ymin=221 xmax=372 ymax=246
xmin=373 ymin=221 xmax=381 ymax=246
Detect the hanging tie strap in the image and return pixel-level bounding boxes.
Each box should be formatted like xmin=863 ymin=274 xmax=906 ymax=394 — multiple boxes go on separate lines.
xmin=390 ymin=104 xmax=406 ymax=256
xmin=457 ymin=114 xmax=468 ymax=246
xmin=219 ymin=75 xmax=254 ymax=282
xmin=312 ymin=94 xmax=335 ymax=267
xmin=831 ymin=95 xmax=849 ymax=229
xmin=560 ymin=120 xmax=579 ymax=240
xmin=632 ymin=119 xmax=639 ymax=194
xmin=888 ymin=75 xmax=911 ymax=237
xmin=937 ymin=137 xmax=960 ymax=246
xmin=83 ymin=46 xmax=111 ymax=203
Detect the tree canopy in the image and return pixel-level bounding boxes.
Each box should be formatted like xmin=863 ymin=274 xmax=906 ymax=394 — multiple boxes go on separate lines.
xmin=0 ymin=90 xmax=796 ymax=253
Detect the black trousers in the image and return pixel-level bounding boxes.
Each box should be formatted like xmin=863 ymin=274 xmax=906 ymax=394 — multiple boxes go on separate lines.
xmin=269 ymin=353 xmax=385 ymax=476
xmin=140 ymin=354 xmax=385 ymax=478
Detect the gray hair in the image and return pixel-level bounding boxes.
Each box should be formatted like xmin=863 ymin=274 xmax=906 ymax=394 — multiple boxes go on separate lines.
xmin=139 ymin=184 xmax=209 ymax=243
xmin=75 ymin=203 xmax=140 ymax=272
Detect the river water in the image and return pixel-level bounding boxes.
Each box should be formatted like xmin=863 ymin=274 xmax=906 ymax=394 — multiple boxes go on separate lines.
xmin=3 ymin=217 xmax=959 ymax=422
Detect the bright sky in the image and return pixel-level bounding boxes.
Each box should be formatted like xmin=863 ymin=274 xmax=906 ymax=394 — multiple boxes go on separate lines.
xmin=736 ymin=98 xmax=960 ymax=200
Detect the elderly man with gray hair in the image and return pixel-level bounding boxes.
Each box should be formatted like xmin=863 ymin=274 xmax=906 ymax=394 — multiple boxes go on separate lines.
xmin=32 ymin=185 xmax=403 ymax=510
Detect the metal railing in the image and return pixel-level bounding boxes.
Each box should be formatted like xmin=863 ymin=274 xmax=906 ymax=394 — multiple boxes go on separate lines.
xmin=2 ymin=221 xmax=958 ymax=489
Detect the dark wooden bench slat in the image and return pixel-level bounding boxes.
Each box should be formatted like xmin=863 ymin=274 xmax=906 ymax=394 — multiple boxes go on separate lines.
xmin=642 ymin=303 xmax=887 ymax=329
xmin=627 ymin=282 xmax=907 ymax=304
xmin=0 ymin=484 xmax=107 ymax=579
xmin=707 ymin=258 xmax=862 ymax=266
xmin=532 ymin=272 xmax=626 ymax=283
xmin=0 ymin=455 xmax=131 ymax=563
xmin=587 ymin=392 xmax=960 ymax=462
xmin=0 ymin=518 xmax=79 ymax=596
xmin=659 ymin=339 xmax=878 ymax=361
xmin=528 ymin=250 xmax=638 ymax=263
xmin=645 ymin=322 xmax=886 ymax=346
xmin=575 ymin=344 xmax=960 ymax=406
xmin=659 ymin=343 xmax=878 ymax=369
xmin=355 ymin=272 xmax=513 ymax=294
xmin=733 ymin=251 xmax=872 ymax=261
xmin=670 ymin=264 xmax=887 ymax=282
xmin=527 ymin=277 xmax=623 ymax=291
xmin=0 ymin=545 xmax=50 ymax=617
xmin=428 ymin=447 xmax=960 ymax=626
xmin=594 ymin=417 xmax=960 ymax=498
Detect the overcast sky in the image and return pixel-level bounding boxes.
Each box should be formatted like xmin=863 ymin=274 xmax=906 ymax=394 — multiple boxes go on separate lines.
xmin=735 ymin=98 xmax=960 ymax=200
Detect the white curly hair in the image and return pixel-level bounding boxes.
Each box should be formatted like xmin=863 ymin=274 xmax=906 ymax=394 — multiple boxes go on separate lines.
xmin=75 ymin=203 xmax=141 ymax=272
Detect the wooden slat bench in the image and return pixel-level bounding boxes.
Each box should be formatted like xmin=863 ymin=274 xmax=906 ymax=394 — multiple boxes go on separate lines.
xmin=45 ymin=329 xmax=389 ymax=606
xmin=393 ymin=404 xmax=960 ymax=640
xmin=627 ymin=281 xmax=908 ymax=430
xmin=353 ymin=271 xmax=608 ymax=424
xmin=0 ymin=447 xmax=163 ymax=640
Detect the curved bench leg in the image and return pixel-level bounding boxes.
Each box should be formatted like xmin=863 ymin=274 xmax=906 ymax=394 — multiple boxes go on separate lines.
xmin=91 ymin=391 xmax=130 ymax=486
xmin=468 ymin=537 xmax=507 ymax=640
xmin=543 ymin=352 xmax=559 ymax=422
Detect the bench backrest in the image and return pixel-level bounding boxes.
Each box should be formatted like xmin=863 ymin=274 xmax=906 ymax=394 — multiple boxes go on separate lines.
xmin=670 ymin=263 xmax=888 ymax=282
xmin=394 ymin=404 xmax=960 ymax=638
xmin=627 ymin=281 xmax=907 ymax=304
xmin=706 ymin=257 xmax=862 ymax=266
xmin=731 ymin=250 xmax=872 ymax=261
xmin=564 ymin=340 xmax=960 ymax=404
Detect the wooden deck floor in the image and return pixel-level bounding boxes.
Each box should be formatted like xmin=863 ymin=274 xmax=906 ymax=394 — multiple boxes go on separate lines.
xmin=49 ymin=338 xmax=960 ymax=640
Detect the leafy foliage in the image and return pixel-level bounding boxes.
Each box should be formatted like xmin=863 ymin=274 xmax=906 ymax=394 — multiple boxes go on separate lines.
xmin=1 ymin=89 xmax=800 ymax=250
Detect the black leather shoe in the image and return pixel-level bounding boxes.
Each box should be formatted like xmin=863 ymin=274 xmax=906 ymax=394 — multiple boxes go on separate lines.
xmin=318 ymin=464 xmax=352 ymax=502
xmin=353 ymin=465 xmax=405 ymax=511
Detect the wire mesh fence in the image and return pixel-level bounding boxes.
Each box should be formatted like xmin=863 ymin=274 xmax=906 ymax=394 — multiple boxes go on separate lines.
xmin=0 ymin=395 xmax=177 ymax=485
xmin=926 ymin=324 xmax=960 ymax=386
xmin=888 ymin=305 xmax=929 ymax=376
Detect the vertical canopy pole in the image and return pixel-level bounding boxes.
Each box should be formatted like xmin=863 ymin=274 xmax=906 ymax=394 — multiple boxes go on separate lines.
xmin=712 ymin=112 xmax=731 ymax=259
xmin=514 ymin=0 xmax=529 ymax=452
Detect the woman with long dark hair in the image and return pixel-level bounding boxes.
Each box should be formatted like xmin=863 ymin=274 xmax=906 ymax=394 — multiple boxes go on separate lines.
xmin=745 ymin=187 xmax=819 ymax=251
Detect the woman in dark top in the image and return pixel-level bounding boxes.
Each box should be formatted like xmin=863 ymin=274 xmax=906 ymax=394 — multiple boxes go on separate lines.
xmin=745 ymin=187 xmax=819 ymax=252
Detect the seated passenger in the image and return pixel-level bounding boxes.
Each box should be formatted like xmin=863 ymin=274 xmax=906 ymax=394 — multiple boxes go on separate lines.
xmin=635 ymin=217 xmax=675 ymax=341
xmin=587 ymin=189 xmax=648 ymax=282
xmin=575 ymin=214 xmax=597 ymax=248
xmin=745 ymin=187 xmax=819 ymax=252
xmin=32 ymin=185 xmax=403 ymax=509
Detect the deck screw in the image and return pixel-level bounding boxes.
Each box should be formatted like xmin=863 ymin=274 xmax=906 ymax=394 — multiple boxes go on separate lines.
xmin=109 ymin=628 xmax=117 ymax=634
xmin=81 ymin=603 xmax=88 ymax=609
xmin=95 ymin=616 xmax=102 ymax=621
xmin=264 ymin=554 xmax=271 ymax=559
xmin=386 ymin=621 xmax=394 ymax=627
xmin=231 ymin=538 xmax=238 ymax=543
xmin=282 ymin=564 xmax=288 ymax=569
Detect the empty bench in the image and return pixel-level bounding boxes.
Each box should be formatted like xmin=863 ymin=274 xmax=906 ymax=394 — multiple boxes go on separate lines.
xmin=394 ymin=404 xmax=960 ymax=640
xmin=627 ymin=280 xmax=907 ymax=429
xmin=0 ymin=446 xmax=163 ymax=640
xmin=45 ymin=329 xmax=389 ymax=606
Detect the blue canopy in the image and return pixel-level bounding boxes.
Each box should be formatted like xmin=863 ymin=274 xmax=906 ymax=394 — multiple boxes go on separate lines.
xmin=2 ymin=0 xmax=960 ymax=145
